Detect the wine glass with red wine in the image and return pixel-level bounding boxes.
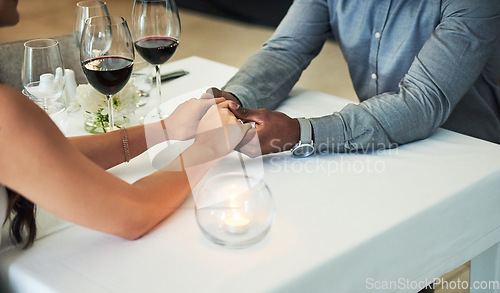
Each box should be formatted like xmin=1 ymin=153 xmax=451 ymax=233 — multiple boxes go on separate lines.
xmin=132 ymin=0 xmax=181 ymax=119
xmin=80 ymin=16 xmax=135 ymax=132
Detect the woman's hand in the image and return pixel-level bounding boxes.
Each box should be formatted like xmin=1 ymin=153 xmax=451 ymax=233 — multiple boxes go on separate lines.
xmin=162 ymin=93 xmax=225 ymax=141
xmin=193 ymin=100 xmax=252 ymax=160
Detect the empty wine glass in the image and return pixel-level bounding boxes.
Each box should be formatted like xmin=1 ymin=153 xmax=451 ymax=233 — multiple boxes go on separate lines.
xmin=22 ymin=39 xmax=66 ymax=115
xmin=80 ymin=16 xmax=135 ymax=132
xmin=132 ymin=0 xmax=181 ymax=119
xmin=73 ymin=0 xmax=109 ymax=48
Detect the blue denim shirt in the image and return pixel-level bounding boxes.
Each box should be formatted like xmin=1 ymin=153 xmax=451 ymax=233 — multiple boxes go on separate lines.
xmin=223 ymin=0 xmax=500 ymax=152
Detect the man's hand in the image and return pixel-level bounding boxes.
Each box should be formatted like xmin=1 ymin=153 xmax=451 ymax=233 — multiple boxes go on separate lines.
xmin=228 ymin=103 xmax=300 ymax=157
xmin=206 ymin=87 xmax=301 ymax=157
xmin=206 ymin=87 xmax=242 ymax=106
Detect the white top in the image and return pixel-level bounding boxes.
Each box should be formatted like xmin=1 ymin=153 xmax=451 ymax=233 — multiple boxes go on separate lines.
xmin=0 ymin=185 xmax=8 ymax=245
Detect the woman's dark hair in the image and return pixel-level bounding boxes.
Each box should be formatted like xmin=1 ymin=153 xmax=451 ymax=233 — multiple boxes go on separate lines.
xmin=4 ymin=188 xmax=37 ymax=248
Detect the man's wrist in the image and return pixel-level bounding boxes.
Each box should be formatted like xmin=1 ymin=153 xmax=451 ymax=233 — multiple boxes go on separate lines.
xmin=279 ymin=118 xmax=301 ymax=152
xmin=208 ymin=87 xmax=242 ymax=106
xmin=289 ymin=118 xmax=301 ymax=148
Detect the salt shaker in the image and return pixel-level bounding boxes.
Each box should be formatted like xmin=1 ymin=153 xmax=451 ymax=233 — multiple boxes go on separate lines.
xmin=63 ymin=69 xmax=77 ymax=106
xmin=39 ymin=73 xmax=56 ymax=93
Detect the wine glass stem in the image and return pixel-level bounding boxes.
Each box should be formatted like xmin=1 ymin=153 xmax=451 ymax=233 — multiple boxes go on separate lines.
xmin=107 ymin=95 xmax=115 ymax=132
xmin=155 ymin=65 xmax=163 ymax=118
xmin=43 ymin=96 xmax=49 ymax=113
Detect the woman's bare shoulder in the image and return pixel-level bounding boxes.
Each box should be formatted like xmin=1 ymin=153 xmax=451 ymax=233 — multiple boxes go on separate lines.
xmin=0 ymin=84 xmax=30 ymax=120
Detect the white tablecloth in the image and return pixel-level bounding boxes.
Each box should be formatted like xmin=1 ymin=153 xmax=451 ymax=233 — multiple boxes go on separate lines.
xmin=1 ymin=57 xmax=500 ymax=293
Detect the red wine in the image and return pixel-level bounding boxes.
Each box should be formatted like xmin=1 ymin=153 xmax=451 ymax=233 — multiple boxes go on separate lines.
xmin=82 ymin=56 xmax=134 ymax=95
xmin=134 ymin=36 xmax=178 ymax=65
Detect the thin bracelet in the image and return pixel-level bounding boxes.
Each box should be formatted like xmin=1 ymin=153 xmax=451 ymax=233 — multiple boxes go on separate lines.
xmin=120 ymin=127 xmax=131 ymax=163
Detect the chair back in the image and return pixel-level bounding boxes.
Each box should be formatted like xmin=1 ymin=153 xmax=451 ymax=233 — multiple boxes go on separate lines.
xmin=0 ymin=34 xmax=86 ymax=91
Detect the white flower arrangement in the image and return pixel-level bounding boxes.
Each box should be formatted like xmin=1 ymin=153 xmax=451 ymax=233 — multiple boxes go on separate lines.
xmin=70 ymin=82 xmax=139 ymax=132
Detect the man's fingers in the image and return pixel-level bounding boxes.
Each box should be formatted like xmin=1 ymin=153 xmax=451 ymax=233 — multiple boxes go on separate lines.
xmin=206 ymin=87 xmax=242 ymax=106
xmin=201 ymin=90 xmax=232 ymax=105
xmin=228 ymin=102 xmax=249 ymax=118
xmin=214 ymin=97 xmax=226 ymax=104
xmin=216 ymin=100 xmax=234 ymax=110
xmin=206 ymin=87 xmax=222 ymax=98
xmin=229 ymin=105 xmax=264 ymax=123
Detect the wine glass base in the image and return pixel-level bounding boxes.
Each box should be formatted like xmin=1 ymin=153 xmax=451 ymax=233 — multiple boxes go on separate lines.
xmin=150 ymin=111 xmax=169 ymax=121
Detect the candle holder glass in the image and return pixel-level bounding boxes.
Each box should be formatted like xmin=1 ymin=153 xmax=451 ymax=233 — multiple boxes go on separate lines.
xmin=195 ymin=173 xmax=275 ymax=248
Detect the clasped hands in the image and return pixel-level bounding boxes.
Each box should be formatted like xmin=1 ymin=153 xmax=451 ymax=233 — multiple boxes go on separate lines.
xmin=160 ymin=92 xmax=250 ymax=160
xmin=206 ymin=87 xmax=300 ymax=158
xmin=161 ymin=87 xmax=299 ymax=159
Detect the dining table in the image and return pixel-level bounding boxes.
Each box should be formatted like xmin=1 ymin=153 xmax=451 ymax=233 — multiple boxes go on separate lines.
xmin=1 ymin=56 xmax=500 ymax=293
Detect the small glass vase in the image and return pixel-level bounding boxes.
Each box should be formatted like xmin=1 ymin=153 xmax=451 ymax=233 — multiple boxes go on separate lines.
xmin=84 ymin=110 xmax=129 ymax=134
xmin=195 ymin=173 xmax=275 ymax=248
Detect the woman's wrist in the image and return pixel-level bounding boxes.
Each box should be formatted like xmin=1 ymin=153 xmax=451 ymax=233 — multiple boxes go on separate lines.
xmin=160 ymin=117 xmax=189 ymax=141
xmin=141 ymin=120 xmax=170 ymax=147
xmin=159 ymin=118 xmax=172 ymax=140
xmin=178 ymin=142 xmax=224 ymax=185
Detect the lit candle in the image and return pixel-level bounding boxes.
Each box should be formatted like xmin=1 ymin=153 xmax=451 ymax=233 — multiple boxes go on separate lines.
xmin=224 ymin=211 xmax=250 ymax=234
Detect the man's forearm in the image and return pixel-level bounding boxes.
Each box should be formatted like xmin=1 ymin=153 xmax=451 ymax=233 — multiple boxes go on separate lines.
xmin=223 ymin=51 xmax=303 ymax=110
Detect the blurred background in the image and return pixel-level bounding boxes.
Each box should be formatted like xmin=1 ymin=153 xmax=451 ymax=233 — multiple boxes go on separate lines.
xmin=0 ymin=0 xmax=357 ymax=101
